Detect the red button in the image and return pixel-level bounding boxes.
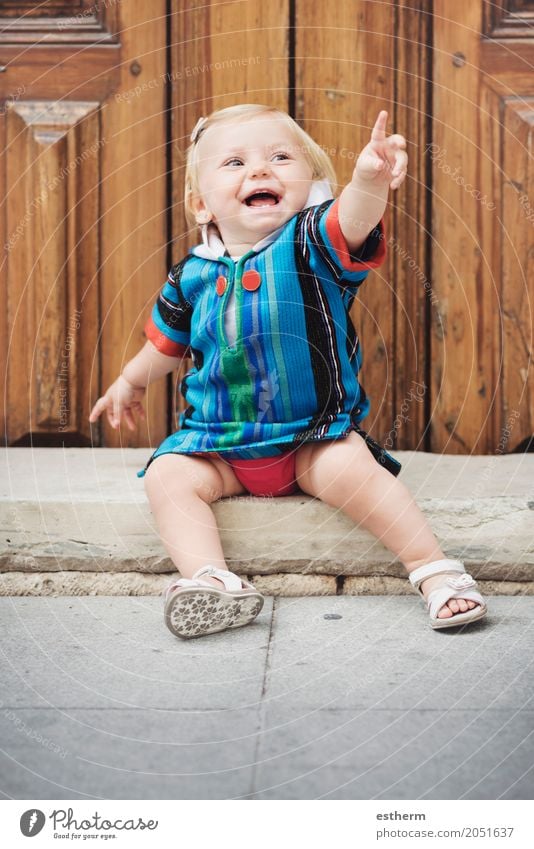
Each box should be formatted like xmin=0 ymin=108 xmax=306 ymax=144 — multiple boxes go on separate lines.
xmin=242 ymin=269 xmax=261 ymax=291
xmin=216 ymin=275 xmax=227 ymax=296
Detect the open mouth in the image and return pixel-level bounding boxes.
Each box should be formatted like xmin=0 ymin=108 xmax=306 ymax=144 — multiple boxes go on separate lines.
xmin=243 ymin=190 xmax=281 ymax=207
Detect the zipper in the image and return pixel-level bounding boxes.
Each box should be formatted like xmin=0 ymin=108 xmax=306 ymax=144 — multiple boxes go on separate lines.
xmin=217 ymin=250 xmax=255 ymax=353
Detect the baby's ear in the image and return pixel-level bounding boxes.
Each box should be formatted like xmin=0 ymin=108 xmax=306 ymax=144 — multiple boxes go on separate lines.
xmin=195 ymin=210 xmax=212 ymax=225
xmin=190 ymin=195 xmax=212 ymax=225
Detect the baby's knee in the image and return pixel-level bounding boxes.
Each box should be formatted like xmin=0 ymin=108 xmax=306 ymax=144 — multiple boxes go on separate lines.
xmin=144 ymin=454 xmax=223 ymax=504
xmin=144 ymin=458 xmax=178 ymax=504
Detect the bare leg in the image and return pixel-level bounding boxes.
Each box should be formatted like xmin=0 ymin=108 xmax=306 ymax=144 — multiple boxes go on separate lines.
xmin=144 ymin=453 xmax=247 ymax=587
xmin=295 ymin=432 xmax=478 ymax=620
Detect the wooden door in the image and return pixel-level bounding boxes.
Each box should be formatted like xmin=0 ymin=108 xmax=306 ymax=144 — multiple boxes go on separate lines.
xmin=0 ymin=0 xmax=168 ymax=448
xmin=431 ymin=1 xmax=533 ymax=453
xmin=2 ymin=1 xmax=532 ymax=455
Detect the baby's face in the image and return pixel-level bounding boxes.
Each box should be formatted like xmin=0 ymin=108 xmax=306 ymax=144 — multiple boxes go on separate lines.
xmin=192 ymin=114 xmax=314 ymax=249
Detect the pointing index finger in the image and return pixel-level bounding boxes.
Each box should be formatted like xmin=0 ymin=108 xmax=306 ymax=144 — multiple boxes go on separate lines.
xmin=370 ymin=110 xmax=388 ymax=142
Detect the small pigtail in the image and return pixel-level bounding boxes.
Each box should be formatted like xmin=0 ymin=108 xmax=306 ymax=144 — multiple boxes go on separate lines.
xmin=190 ymin=116 xmax=207 ymax=144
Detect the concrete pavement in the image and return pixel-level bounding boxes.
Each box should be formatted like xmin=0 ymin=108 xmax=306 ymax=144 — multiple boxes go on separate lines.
xmin=1 ymin=595 xmax=533 ymax=800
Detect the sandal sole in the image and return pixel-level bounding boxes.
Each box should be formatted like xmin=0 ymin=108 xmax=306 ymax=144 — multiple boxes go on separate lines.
xmin=164 ymin=587 xmax=264 ymax=639
xmin=430 ymin=605 xmax=488 ymax=630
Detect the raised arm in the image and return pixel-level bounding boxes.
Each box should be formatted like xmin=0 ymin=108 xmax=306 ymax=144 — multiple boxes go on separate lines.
xmin=338 ymin=110 xmax=408 ymax=253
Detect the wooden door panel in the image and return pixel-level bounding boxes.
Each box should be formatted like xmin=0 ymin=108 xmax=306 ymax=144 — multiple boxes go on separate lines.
xmin=1 ymin=1 xmax=87 ymax=19
xmin=99 ymin=2 xmax=168 ymax=450
xmin=6 ymin=100 xmax=99 ymax=443
xmin=502 ymin=98 xmax=534 ymax=445
xmin=432 ymin=0 xmax=534 ymax=453
xmin=0 ymin=0 xmax=119 ymax=39
xmin=1 ymin=1 xmax=168 ymax=448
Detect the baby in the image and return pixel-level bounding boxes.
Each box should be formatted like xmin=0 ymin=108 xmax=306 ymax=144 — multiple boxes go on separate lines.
xmin=89 ymin=104 xmax=487 ymax=638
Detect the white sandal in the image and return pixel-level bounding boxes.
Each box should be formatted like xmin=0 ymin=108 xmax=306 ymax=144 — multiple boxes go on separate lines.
xmin=409 ymin=558 xmax=488 ymax=630
xmin=164 ymin=565 xmax=264 ymax=639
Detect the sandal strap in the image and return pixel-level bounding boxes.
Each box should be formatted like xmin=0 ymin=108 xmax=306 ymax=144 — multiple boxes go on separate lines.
xmin=408 ymin=558 xmax=465 ymax=590
xmin=164 ymin=577 xmax=201 ymax=598
xmin=426 ymin=581 xmax=484 ymax=620
xmin=192 ymin=565 xmax=244 ymax=592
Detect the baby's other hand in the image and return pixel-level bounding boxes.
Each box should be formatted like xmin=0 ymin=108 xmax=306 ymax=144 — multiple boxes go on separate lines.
xmin=89 ymin=375 xmax=146 ymax=431
xmin=354 ymin=110 xmax=408 ymax=191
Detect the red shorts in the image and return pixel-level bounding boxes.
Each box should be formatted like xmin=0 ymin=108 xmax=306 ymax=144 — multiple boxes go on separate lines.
xmin=216 ymin=449 xmax=298 ymax=497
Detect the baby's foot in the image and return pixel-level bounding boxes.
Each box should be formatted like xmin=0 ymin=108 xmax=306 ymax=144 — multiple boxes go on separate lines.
xmin=420 ymin=573 xmax=480 ymax=620
xmin=200 ymin=575 xmax=229 ymax=589
xmin=176 ymin=568 xmax=233 ymax=590
xmin=164 ymin=567 xmax=264 ymax=639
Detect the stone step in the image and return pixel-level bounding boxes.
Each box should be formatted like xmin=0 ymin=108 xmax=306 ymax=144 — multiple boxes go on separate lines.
xmin=1 ymin=448 xmax=533 ymax=596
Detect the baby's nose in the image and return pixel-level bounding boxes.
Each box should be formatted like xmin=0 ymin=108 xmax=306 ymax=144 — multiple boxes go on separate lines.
xmin=248 ymin=160 xmax=272 ymax=177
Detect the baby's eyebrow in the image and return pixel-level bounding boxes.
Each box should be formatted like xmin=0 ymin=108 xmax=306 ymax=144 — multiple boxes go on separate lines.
xmin=221 ymin=142 xmax=295 ymax=156
xmin=266 ymin=141 xmax=295 ymax=149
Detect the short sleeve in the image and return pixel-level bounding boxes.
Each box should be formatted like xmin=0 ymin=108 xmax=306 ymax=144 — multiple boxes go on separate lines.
xmin=304 ymin=198 xmax=386 ymax=291
xmin=144 ymin=262 xmax=192 ymax=358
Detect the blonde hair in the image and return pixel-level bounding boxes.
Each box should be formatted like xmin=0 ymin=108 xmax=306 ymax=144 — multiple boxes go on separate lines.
xmin=184 ymin=103 xmax=338 ymax=229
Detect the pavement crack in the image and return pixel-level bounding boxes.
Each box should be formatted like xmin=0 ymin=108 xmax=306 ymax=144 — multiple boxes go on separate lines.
xmin=249 ymin=596 xmax=277 ymax=797
xmin=260 ymin=597 xmax=276 ymax=701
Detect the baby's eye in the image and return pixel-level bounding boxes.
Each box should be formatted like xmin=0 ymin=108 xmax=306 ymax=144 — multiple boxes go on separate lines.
xmin=223 ymin=157 xmax=243 ymax=167
xmin=271 ymin=152 xmax=290 ymax=161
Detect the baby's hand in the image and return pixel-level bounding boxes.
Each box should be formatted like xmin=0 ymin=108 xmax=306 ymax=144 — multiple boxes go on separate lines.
xmin=89 ymin=375 xmax=146 ymax=431
xmin=354 ymin=110 xmax=408 ymax=190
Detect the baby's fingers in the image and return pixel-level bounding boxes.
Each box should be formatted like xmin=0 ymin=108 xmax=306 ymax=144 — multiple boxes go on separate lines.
xmin=123 ymin=408 xmax=137 ymax=431
xmin=133 ymin=401 xmax=146 ymax=421
xmin=370 ymin=110 xmax=388 ymax=142
xmin=125 ymin=401 xmax=146 ymax=430
xmin=390 ymin=149 xmax=408 ymax=189
xmin=112 ymin=399 xmax=125 ymax=430
xmin=384 ymin=136 xmax=407 ymax=168
xmin=89 ymin=397 xmax=108 ymax=423
xmin=106 ymin=406 xmax=120 ymax=429
xmin=109 ymin=402 xmax=145 ymax=432
xmin=357 ymin=151 xmax=385 ymax=176
xmin=129 ymin=402 xmax=147 ymax=430
xmin=386 ymin=134 xmax=407 ymax=150
xmin=390 ymin=174 xmax=406 ymax=190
